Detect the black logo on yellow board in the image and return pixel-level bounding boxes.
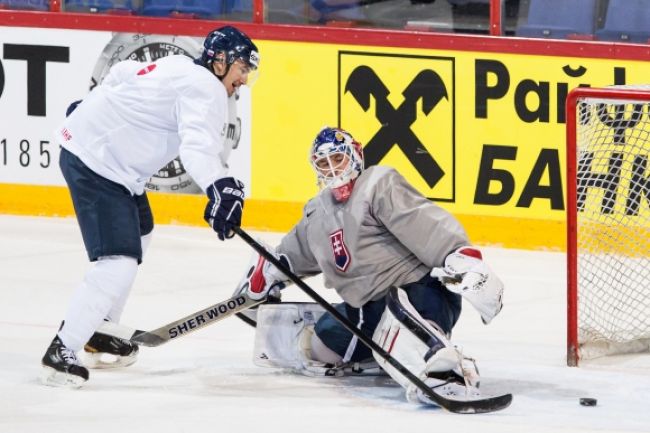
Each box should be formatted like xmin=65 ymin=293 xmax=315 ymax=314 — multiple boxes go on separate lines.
xmin=339 ymin=52 xmax=455 ymax=201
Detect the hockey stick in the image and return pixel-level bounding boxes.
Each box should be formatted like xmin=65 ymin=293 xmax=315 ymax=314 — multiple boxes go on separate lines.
xmin=233 ymin=226 xmax=512 ymax=414
xmin=96 ymin=292 xmax=264 ymax=347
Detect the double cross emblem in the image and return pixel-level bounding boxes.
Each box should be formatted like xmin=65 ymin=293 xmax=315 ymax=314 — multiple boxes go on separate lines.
xmin=595 ymin=103 xmax=645 ymax=146
xmin=344 ymin=65 xmax=449 ymax=188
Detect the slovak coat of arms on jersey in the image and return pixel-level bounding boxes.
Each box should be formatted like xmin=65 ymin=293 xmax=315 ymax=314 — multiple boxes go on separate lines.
xmin=329 ymin=229 xmax=351 ymax=272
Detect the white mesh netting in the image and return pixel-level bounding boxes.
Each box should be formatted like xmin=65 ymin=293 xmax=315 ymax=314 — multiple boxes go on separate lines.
xmin=576 ymin=85 xmax=650 ymax=360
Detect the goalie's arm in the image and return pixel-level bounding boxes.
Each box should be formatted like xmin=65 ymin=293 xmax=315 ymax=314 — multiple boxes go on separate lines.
xmin=236 ymin=203 xmax=321 ymax=301
xmin=371 ymin=169 xmax=504 ymax=324
xmin=371 ymin=168 xmax=469 ymax=268
xmin=430 ymin=247 xmax=504 ymax=324
xmin=276 ymin=199 xmax=321 ymax=275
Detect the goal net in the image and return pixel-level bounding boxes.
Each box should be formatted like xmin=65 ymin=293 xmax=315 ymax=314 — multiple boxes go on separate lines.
xmin=566 ymin=85 xmax=650 ymax=366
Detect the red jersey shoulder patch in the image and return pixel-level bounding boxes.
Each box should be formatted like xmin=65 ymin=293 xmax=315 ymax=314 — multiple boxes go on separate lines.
xmin=137 ymin=64 xmax=157 ymax=75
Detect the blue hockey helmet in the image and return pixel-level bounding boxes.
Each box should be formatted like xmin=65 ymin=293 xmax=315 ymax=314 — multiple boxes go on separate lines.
xmin=196 ymin=26 xmax=260 ymax=72
xmin=310 ymin=126 xmax=364 ymax=202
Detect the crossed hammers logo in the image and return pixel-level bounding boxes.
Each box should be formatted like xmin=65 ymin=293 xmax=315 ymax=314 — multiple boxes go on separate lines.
xmin=344 ymin=65 xmax=449 ymax=188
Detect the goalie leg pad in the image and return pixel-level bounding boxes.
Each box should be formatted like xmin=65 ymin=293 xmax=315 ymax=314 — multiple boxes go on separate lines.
xmin=253 ymin=303 xmax=326 ymax=369
xmin=253 ymin=303 xmax=384 ymax=377
xmin=372 ymin=287 xmax=480 ymax=405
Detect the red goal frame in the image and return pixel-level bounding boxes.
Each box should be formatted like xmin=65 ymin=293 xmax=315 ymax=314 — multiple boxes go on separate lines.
xmin=565 ymin=86 xmax=650 ymax=366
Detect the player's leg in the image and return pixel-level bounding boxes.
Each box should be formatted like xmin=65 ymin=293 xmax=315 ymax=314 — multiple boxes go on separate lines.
xmin=402 ymin=273 xmax=462 ymax=336
xmin=304 ymin=275 xmax=465 ymax=381
xmin=372 ymin=284 xmax=481 ymax=405
xmin=63 ymin=255 xmax=140 ymax=370
xmin=41 ymin=149 xmax=142 ymax=386
xmin=311 ymin=299 xmax=386 ymax=364
xmin=251 ymin=275 xmax=459 ymax=378
xmin=252 ymin=302 xmax=384 ymax=376
xmin=305 ymin=274 xmax=461 ymax=364
xmin=83 ymin=192 xmax=154 ymax=368
xmin=101 ymin=193 xmax=153 ymax=324
xmin=105 ymin=233 xmax=152 ymax=323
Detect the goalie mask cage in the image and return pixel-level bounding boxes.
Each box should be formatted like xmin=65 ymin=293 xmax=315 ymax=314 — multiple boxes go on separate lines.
xmin=566 ymin=85 xmax=650 ymax=366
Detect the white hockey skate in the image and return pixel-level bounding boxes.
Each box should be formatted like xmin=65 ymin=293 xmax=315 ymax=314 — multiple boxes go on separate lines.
xmin=82 ymin=332 xmax=139 ymax=369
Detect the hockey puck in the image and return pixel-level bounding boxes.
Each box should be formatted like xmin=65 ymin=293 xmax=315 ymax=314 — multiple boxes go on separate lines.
xmin=579 ymin=398 xmax=597 ymax=406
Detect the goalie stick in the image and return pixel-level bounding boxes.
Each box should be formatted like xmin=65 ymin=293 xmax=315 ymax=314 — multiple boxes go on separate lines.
xmin=96 ymin=293 xmax=264 ymax=347
xmin=233 ymin=226 xmax=513 ymax=414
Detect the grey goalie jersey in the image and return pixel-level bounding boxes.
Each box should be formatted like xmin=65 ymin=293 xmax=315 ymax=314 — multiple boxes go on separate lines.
xmin=277 ymin=166 xmax=469 ymax=308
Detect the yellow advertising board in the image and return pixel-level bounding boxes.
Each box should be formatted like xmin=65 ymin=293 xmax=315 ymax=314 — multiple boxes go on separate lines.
xmin=1 ymin=27 xmax=648 ymax=250
xmin=252 ymin=40 xmax=650 ymax=248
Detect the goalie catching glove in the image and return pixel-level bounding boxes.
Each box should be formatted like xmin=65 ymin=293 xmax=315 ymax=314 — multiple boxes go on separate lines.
xmin=430 ymin=247 xmax=504 ymax=324
xmin=236 ymin=241 xmax=293 ymax=301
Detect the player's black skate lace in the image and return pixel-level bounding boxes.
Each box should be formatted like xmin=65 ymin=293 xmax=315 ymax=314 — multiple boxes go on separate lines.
xmin=42 ymin=336 xmax=89 ymax=381
xmin=84 ymin=332 xmax=139 ymax=357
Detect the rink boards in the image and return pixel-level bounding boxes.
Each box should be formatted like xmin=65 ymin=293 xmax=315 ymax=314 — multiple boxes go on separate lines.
xmin=1 ymin=22 xmax=650 ymax=250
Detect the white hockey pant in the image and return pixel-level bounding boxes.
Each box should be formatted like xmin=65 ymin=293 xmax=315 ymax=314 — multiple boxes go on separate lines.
xmin=371 ymin=287 xmax=480 ymax=403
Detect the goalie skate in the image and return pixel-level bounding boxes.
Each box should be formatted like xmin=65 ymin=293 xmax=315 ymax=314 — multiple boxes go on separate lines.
xmin=374 ymin=288 xmax=512 ymax=413
xmin=407 ymin=348 xmax=511 ymax=413
xmin=83 ymin=332 xmax=139 ymax=369
xmin=414 ymin=378 xmax=482 ymax=406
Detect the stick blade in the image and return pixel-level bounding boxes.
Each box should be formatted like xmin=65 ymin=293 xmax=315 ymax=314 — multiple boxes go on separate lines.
xmin=96 ymin=321 xmax=164 ymax=347
xmin=130 ymin=330 xmax=168 ymax=347
xmin=436 ymin=393 xmax=513 ymax=414
xmin=96 ymin=321 xmax=137 ymax=341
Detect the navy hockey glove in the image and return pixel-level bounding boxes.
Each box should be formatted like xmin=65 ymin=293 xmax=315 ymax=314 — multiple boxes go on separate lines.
xmin=204 ymin=177 xmax=245 ymax=241
xmin=66 ymin=99 xmax=82 ymax=117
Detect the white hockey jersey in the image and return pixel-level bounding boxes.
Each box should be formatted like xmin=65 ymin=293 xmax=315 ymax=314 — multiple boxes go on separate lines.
xmin=55 ymin=55 xmax=233 ymax=195
xmin=277 ymin=166 xmax=469 ymax=308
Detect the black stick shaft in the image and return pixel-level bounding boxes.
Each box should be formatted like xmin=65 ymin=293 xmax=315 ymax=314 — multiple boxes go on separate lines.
xmin=233 ymin=226 xmax=446 ymax=407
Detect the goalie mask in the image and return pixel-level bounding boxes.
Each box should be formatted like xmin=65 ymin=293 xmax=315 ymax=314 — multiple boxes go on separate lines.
xmin=310 ymin=127 xmax=364 ymax=202
xmin=195 ymin=26 xmax=260 ymax=85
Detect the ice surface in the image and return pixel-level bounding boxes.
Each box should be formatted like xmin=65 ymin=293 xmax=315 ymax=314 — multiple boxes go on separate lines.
xmin=0 ymin=215 xmax=648 ymax=433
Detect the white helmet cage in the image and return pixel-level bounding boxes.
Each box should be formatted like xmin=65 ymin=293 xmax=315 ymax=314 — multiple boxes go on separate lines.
xmin=310 ymin=127 xmax=364 ymax=190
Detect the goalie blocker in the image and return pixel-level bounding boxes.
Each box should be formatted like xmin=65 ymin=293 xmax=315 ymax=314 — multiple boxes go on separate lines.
xmin=253 ymin=287 xmax=482 ymax=405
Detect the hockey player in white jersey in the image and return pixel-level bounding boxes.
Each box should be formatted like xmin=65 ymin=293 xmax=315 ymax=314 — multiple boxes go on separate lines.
xmin=41 ymin=26 xmax=260 ymax=387
xmin=236 ymin=126 xmax=504 ymax=405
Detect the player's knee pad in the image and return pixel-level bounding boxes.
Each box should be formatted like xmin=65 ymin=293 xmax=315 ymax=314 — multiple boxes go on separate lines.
xmin=86 ymin=255 xmax=138 ymax=304
xmin=104 ymin=253 xmax=143 ymax=322
xmin=372 ymin=287 xmax=480 ymax=402
xmin=253 ymin=303 xmax=382 ymax=377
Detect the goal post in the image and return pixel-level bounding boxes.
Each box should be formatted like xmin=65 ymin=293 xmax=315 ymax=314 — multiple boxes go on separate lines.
xmin=566 ymin=85 xmax=650 ymax=366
